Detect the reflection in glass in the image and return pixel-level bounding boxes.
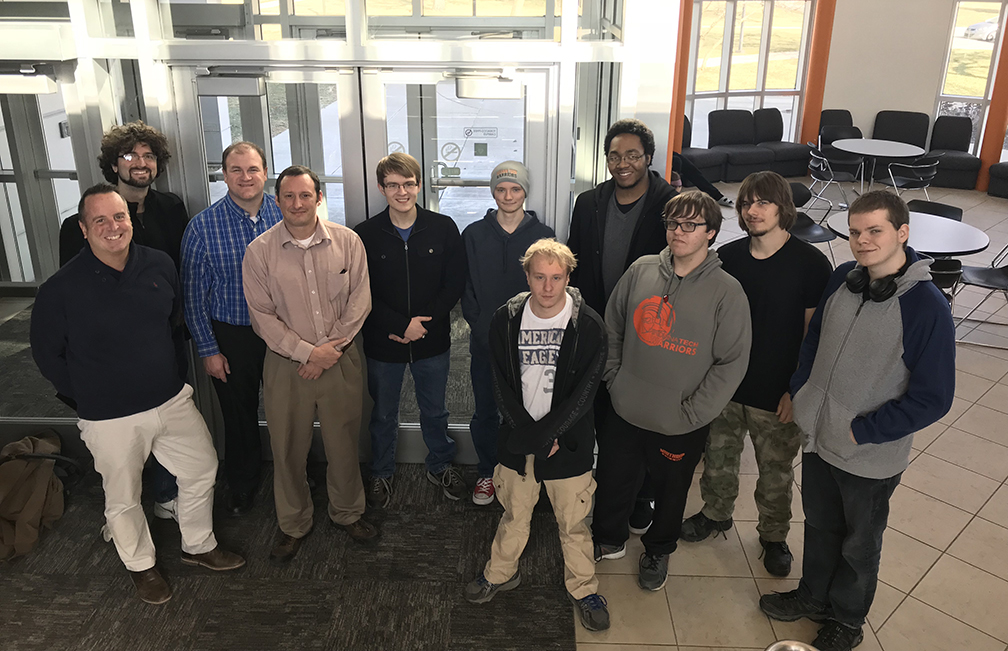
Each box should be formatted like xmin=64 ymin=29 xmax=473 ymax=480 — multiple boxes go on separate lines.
xmin=761 ymin=95 xmax=799 ymax=140
xmin=0 ymin=183 xmax=33 ymax=282
xmin=324 ymin=183 xmax=346 ymax=225
xmin=319 ymin=84 xmax=343 ymax=177
xmin=690 ymin=96 xmax=720 ymax=148
xmin=259 ymin=23 xmax=283 ymax=40
xmin=765 ymin=0 xmax=805 ymax=90
xmin=293 ymin=0 xmax=346 ymax=15
xmin=696 ymin=1 xmax=727 ymax=92
xmin=728 ymin=0 xmax=765 ymax=91
xmin=266 ymin=83 xmax=292 ymax=171
xmin=944 ymin=1 xmax=1001 ymax=97
xmin=938 ymin=99 xmax=983 ymax=151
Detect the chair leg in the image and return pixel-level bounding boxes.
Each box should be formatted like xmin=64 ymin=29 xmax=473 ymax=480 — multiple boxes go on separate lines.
xmin=924 ymin=186 xmax=932 ymax=201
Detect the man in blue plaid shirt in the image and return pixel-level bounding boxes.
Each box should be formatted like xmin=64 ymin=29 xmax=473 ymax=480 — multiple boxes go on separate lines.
xmin=181 ymin=141 xmax=282 ymax=516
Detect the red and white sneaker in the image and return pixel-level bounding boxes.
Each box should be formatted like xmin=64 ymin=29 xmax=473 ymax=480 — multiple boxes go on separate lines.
xmin=472 ymin=477 xmax=495 ymax=505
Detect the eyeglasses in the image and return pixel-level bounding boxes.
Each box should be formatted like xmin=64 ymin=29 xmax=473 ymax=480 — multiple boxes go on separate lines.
xmin=120 ymin=152 xmax=157 ymax=163
xmin=664 ymin=220 xmax=708 ymax=233
xmin=606 ymin=152 xmax=645 ymax=165
xmin=383 ymin=181 xmax=418 ymax=191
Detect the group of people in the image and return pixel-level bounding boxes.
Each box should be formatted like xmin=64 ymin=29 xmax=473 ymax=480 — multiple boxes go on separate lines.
xmin=30 ymin=117 xmax=956 ymax=651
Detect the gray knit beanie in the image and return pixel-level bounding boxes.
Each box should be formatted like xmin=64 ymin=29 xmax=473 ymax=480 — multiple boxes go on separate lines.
xmin=490 ymin=161 xmax=530 ymax=195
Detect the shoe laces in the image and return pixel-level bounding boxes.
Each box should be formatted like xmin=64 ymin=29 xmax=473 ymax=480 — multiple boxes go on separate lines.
xmin=371 ymin=476 xmax=391 ymax=493
xmin=578 ymin=594 xmax=608 ymax=611
xmin=475 ymin=477 xmax=494 ymax=492
xmin=640 ymin=553 xmax=665 ymax=571
xmin=443 ymin=466 xmax=465 ymax=488
xmin=759 ymin=539 xmax=791 ymax=560
xmin=816 ymin=621 xmax=860 ymax=648
xmin=700 ymin=513 xmax=729 ymax=540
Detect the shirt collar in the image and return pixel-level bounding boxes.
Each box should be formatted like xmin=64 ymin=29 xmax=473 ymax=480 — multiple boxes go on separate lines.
xmin=222 ymin=192 xmax=266 ymax=223
xmin=279 ymin=217 xmax=330 ymax=249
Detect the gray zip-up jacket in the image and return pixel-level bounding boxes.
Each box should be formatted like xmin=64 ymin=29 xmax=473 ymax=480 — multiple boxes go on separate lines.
xmin=791 ymin=251 xmax=956 ymax=480
xmin=604 ymin=247 xmax=752 ymax=436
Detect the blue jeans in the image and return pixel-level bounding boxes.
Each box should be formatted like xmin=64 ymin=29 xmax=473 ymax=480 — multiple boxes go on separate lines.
xmin=367 ymin=351 xmax=456 ymax=478
xmin=469 ymin=345 xmax=499 ymax=478
xmin=798 ymin=452 xmax=902 ymax=628
xmin=148 ymin=457 xmax=178 ymax=503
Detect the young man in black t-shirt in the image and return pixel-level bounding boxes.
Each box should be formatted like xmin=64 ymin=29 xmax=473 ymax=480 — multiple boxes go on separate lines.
xmin=680 ymin=171 xmax=832 ymax=576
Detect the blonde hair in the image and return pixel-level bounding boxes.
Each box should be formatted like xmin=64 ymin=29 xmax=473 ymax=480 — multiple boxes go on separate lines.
xmin=520 ymin=238 xmax=578 ymax=275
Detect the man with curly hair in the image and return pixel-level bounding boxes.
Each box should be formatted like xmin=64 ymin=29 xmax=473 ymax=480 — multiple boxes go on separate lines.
xmin=57 ymin=121 xmax=190 ymax=526
xmin=59 ymin=121 xmax=189 ymax=269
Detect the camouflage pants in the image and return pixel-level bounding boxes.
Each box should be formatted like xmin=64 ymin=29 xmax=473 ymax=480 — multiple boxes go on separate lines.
xmin=699 ymin=401 xmax=801 ymax=542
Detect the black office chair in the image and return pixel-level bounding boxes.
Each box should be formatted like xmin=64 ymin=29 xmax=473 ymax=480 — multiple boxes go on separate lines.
xmin=808 ymin=146 xmax=860 ymax=220
xmin=907 ymin=199 xmax=963 ymax=222
xmin=927 ymin=257 xmax=962 ymax=310
xmin=879 ymin=154 xmax=941 ymax=200
xmin=789 ymin=182 xmax=836 ymax=266
xmin=956 ymin=242 xmax=1008 ymax=348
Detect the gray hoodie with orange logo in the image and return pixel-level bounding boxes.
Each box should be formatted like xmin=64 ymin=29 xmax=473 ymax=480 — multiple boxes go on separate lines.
xmin=604 ymin=247 xmax=752 ymax=436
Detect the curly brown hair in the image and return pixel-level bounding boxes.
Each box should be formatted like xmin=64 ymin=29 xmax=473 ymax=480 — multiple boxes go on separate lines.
xmin=97 ymin=121 xmax=172 ymax=184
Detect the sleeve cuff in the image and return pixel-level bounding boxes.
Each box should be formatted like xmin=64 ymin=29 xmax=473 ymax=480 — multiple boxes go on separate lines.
xmin=293 ymin=340 xmax=315 ymax=365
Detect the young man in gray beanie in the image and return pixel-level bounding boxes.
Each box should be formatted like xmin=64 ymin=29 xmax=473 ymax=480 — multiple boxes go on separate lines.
xmin=461 ymin=161 xmax=554 ymax=505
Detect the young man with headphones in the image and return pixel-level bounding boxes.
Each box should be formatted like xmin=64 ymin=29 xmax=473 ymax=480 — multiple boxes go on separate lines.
xmin=758 ymin=191 xmax=956 ymax=651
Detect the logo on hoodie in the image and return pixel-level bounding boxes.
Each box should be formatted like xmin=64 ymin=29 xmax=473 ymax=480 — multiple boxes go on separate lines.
xmin=632 ymin=295 xmax=698 ymax=356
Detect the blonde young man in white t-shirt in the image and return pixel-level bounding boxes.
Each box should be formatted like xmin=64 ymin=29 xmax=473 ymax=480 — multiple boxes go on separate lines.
xmin=463 ymin=239 xmax=611 ymax=632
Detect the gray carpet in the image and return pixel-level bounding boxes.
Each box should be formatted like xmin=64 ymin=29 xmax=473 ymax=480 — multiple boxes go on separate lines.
xmin=1 ymin=463 xmax=577 ymax=651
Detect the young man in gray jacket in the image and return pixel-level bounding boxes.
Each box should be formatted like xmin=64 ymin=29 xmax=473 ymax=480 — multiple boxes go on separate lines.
xmin=592 ymin=190 xmax=752 ymax=592
xmin=462 ymin=162 xmax=555 ymax=505
xmin=759 ymin=191 xmax=955 ymax=651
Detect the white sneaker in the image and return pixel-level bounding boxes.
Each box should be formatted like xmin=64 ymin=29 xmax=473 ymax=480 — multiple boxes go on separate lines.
xmin=101 ymin=523 xmax=112 ymax=542
xmin=154 ymin=499 xmax=179 ymax=522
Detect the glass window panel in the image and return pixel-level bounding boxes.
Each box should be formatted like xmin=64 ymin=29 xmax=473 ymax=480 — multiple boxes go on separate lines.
xmin=943 ymin=1 xmax=1001 ymax=97
xmin=384 ymin=84 xmax=414 ymax=159
xmin=1002 ymin=127 xmax=1008 ymax=162
xmin=0 ymin=110 xmax=12 ymax=170
xmin=726 ymin=94 xmax=757 ymax=111
xmin=938 ymin=99 xmax=984 ymax=151
xmin=727 ymin=0 xmax=765 ymax=91
xmin=367 ymin=0 xmax=412 ymax=16
xmin=324 ymin=183 xmax=345 ymax=225
xmin=474 ymin=0 xmax=546 ymax=16
xmin=53 ymin=180 xmax=80 ymax=223
xmin=690 ymin=96 xmax=720 ymax=148
xmin=765 ymin=0 xmax=805 ymax=90
xmin=266 ymin=83 xmax=292 ymax=170
xmin=761 ymin=95 xmax=799 ymax=140
xmin=256 ymin=0 xmax=281 ymax=15
xmin=40 ymin=90 xmax=76 ymax=171
xmin=259 ymin=23 xmax=283 ymax=40
xmin=293 ymin=0 xmax=346 ymax=15
xmin=0 ymin=183 xmax=33 ymax=282
xmin=695 ymin=1 xmax=727 ymax=92
xmin=319 ymin=84 xmax=343 ymax=177
xmin=210 ymin=181 xmax=228 ymax=204
xmin=423 ymin=0 xmax=474 ymax=16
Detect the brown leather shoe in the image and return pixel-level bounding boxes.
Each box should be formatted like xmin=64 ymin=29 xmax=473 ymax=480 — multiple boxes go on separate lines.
xmin=181 ymin=546 xmax=246 ymax=571
xmin=130 ymin=566 xmax=172 ymax=605
xmin=269 ymin=531 xmax=306 ymax=565
xmin=339 ymin=517 xmax=379 ymax=543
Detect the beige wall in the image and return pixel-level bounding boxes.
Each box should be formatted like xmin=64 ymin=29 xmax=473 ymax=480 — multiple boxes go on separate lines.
xmin=822 ymin=0 xmax=956 ymax=139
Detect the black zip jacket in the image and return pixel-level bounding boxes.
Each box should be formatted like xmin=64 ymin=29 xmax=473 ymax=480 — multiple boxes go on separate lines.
xmin=566 ymin=170 xmax=677 ymax=316
xmin=489 ymin=287 xmax=608 ymax=481
xmin=354 ymin=205 xmax=466 ymax=363
xmin=59 ymin=188 xmax=190 ymax=269
xmin=30 ymin=243 xmax=187 ymax=421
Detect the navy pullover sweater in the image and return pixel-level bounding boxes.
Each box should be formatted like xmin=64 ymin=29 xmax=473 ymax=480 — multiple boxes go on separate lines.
xmin=31 ymin=243 xmax=187 ymax=421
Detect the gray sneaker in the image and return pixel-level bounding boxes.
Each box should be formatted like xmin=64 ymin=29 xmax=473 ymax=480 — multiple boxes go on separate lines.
xmin=638 ymin=552 xmax=669 ymax=591
xmin=464 ymin=572 xmax=521 ymax=604
xmin=427 ymin=466 xmax=466 ymax=501
xmin=368 ymin=476 xmax=392 ymax=509
xmin=568 ymin=592 xmax=610 ymax=631
xmin=593 ymin=542 xmax=626 ymax=562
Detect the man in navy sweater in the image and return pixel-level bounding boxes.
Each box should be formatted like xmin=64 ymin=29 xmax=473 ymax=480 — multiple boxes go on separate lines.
xmin=759 ymin=191 xmax=956 ymax=651
xmin=31 ymin=184 xmax=244 ymax=606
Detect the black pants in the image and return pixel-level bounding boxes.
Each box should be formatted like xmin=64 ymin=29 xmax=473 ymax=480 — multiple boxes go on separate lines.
xmin=673 ymin=152 xmax=725 ymax=200
xmin=211 ymin=321 xmax=266 ymax=495
xmin=595 ymin=387 xmax=653 ymax=509
xmin=592 ymin=409 xmax=709 ymax=555
xmin=799 ymin=452 xmax=902 ymax=628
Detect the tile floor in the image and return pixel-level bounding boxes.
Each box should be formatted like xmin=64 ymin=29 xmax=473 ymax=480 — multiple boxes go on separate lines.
xmin=576 ymin=181 xmax=1008 ymax=651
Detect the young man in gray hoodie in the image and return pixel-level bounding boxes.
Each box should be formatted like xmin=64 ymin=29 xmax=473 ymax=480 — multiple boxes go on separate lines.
xmin=759 ymin=191 xmax=955 ymax=651
xmin=461 ymin=161 xmax=554 ymax=505
xmin=592 ymin=190 xmax=752 ymax=592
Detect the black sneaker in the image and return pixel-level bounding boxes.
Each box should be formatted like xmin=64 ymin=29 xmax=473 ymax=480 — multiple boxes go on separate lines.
xmin=759 ymin=588 xmax=830 ymax=622
xmin=568 ymin=592 xmax=610 ymax=631
xmin=759 ymin=538 xmax=793 ymax=576
xmin=593 ymin=542 xmax=626 ymax=563
xmin=368 ymin=476 xmax=392 ymax=509
xmin=638 ymin=552 xmax=669 ymax=591
xmin=680 ymin=511 xmax=733 ymax=542
xmin=812 ymin=621 xmax=864 ymax=651
xmin=628 ymin=499 xmax=654 ymax=535
xmin=463 ymin=572 xmax=521 ymax=604
xmin=427 ymin=466 xmax=466 ymax=501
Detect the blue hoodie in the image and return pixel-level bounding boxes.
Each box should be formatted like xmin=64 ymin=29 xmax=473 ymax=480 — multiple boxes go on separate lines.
xmin=790 ymin=249 xmax=956 ymax=480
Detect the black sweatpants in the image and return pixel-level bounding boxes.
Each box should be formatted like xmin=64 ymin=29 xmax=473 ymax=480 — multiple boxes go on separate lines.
xmin=592 ymin=410 xmax=709 ymax=556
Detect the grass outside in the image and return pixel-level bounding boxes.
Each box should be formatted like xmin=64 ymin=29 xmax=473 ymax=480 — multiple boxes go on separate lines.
xmin=942 ymin=2 xmax=1000 ymax=97
xmin=282 ymin=0 xmax=555 ymax=16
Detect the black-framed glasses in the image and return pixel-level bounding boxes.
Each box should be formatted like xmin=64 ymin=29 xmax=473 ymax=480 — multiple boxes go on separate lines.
xmin=664 ymin=219 xmax=708 ymax=233
xmin=383 ymin=181 xmax=418 ymax=191
xmin=120 ymin=152 xmax=157 ymax=163
xmin=606 ymin=152 xmax=645 ymax=165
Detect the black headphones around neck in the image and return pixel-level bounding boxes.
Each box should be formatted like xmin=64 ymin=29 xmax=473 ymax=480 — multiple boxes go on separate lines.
xmin=845 ymin=267 xmax=899 ymax=302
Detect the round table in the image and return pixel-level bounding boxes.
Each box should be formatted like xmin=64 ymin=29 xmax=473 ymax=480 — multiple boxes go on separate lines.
xmin=831 ymin=138 xmax=926 ymax=192
xmin=826 ymin=211 xmax=989 ymax=257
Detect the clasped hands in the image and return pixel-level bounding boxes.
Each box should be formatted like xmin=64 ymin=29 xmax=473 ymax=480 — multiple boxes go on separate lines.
xmin=299 ymin=337 xmax=349 ymax=380
xmin=388 ymin=316 xmax=431 ymax=344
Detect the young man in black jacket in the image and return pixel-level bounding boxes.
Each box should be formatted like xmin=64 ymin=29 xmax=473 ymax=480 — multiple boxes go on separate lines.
xmin=567 ymin=119 xmax=679 ymax=537
xmin=461 ymin=161 xmax=554 ymax=506
xmin=464 ymin=239 xmax=610 ymax=633
xmin=354 ymin=153 xmax=467 ymax=507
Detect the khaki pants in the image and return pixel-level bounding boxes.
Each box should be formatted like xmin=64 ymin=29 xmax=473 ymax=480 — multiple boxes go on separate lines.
xmin=79 ymin=384 xmax=218 ymax=572
xmin=485 ymin=455 xmax=598 ymax=599
xmin=263 ymin=345 xmax=366 ymax=537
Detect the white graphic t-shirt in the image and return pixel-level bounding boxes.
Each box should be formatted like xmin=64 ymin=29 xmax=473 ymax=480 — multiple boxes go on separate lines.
xmin=519 ymin=293 xmax=573 ymax=421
